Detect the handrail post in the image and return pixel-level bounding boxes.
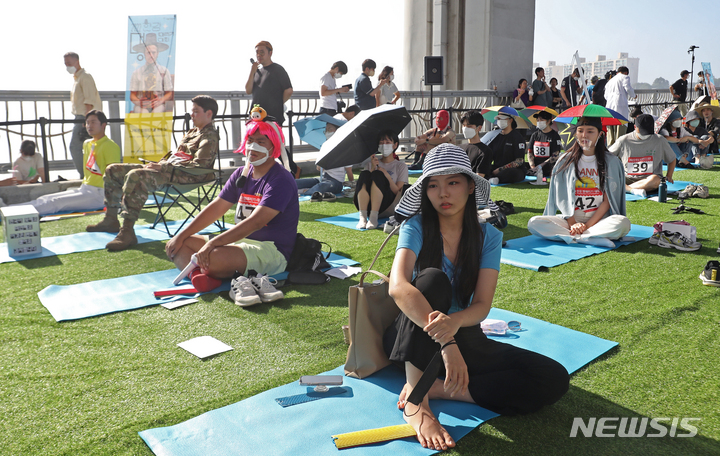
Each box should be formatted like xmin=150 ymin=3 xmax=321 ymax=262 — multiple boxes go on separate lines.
xmin=39 ymin=117 xmax=50 ymax=183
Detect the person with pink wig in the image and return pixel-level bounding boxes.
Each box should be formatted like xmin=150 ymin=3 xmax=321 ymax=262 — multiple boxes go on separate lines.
xmin=165 ymin=113 xmax=299 ymax=303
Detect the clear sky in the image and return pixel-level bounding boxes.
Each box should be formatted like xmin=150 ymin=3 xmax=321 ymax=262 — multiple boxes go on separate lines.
xmin=3 ymin=0 xmax=719 ymax=91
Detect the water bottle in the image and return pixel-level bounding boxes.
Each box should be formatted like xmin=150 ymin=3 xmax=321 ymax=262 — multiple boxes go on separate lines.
xmin=658 ymin=177 xmax=667 ymax=203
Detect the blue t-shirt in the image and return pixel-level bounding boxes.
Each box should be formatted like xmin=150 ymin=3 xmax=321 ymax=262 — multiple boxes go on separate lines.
xmin=219 ymin=162 xmax=299 ymax=261
xmin=354 ymin=73 xmax=375 ymax=110
xmin=396 ymin=215 xmax=503 ymax=313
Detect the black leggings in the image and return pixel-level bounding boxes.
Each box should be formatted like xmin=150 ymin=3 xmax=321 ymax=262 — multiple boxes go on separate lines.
xmin=353 ymin=170 xmax=397 ymax=214
xmin=495 ymin=166 xmax=527 ymax=184
xmin=383 ymin=268 xmax=569 ymax=416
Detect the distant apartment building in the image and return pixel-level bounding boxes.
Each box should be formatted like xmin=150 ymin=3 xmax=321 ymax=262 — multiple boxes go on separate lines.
xmin=533 ymin=53 xmax=640 ymax=87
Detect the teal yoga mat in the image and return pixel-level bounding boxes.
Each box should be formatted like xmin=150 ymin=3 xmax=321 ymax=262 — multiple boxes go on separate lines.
xmin=139 ymin=307 xmax=617 ymax=456
xmin=317 ymin=212 xmax=390 ymax=231
xmin=37 ymin=252 xmax=358 ymax=322
xmin=0 ymin=221 xmax=231 ymax=264
xmin=500 ymin=224 xmax=654 ymax=271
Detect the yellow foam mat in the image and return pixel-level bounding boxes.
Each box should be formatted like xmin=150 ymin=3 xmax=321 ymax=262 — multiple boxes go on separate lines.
xmin=332 ymin=423 xmax=416 ymax=449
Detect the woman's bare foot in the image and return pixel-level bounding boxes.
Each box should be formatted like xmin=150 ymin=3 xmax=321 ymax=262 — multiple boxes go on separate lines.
xmin=398 ymin=379 xmax=448 ymax=409
xmin=403 ymin=399 xmax=455 ymax=450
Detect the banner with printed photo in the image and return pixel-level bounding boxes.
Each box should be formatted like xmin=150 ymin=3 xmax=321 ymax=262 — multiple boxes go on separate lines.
xmin=124 ymin=15 xmax=177 ymax=162
xmin=701 ymin=62 xmax=718 ymax=105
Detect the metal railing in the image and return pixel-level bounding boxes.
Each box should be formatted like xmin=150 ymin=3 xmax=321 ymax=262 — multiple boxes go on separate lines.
xmin=0 ymin=88 xmax=690 ymax=176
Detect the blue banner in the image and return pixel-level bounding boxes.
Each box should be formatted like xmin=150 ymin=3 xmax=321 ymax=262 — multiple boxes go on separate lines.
xmin=701 ymin=62 xmax=717 ymax=103
xmin=124 ymin=15 xmax=177 ymax=162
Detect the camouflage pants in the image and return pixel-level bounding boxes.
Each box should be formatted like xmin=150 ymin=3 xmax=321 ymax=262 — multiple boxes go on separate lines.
xmin=104 ymin=163 xmax=213 ymax=221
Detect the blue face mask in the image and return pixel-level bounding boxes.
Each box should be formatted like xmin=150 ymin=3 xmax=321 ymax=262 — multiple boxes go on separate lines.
xmin=689 ymin=120 xmax=700 ymax=127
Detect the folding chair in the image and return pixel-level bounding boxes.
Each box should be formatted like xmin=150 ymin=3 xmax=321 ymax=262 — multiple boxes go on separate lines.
xmin=150 ymin=129 xmax=227 ymax=237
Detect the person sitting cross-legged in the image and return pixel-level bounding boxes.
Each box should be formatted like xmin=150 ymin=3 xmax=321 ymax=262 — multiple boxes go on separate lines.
xmin=296 ymin=122 xmax=354 ymax=200
xmin=609 ymin=114 xmax=676 ymax=197
xmin=164 ymin=115 xmax=299 ymax=307
xmin=86 ymin=95 xmax=220 ymax=251
xmin=528 ymin=116 xmax=631 ymax=248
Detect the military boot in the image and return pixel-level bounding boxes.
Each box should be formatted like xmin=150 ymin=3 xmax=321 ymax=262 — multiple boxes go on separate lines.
xmin=86 ymin=210 xmax=120 ymax=233
xmin=106 ymin=220 xmax=138 ymax=251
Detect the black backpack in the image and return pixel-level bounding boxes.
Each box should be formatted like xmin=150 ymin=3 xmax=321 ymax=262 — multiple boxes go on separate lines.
xmin=286 ymin=233 xmax=332 ymax=284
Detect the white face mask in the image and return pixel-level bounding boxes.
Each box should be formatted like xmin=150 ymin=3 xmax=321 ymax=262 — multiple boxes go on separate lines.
xmin=22 ymin=155 xmax=33 ymax=162
xmin=334 ymin=72 xmax=343 ymax=79
xmin=536 ymin=121 xmax=547 ymax=130
xmin=578 ymin=135 xmax=601 ymax=151
xmin=672 ymin=120 xmax=683 ymax=128
xmin=462 ymin=127 xmax=477 ymax=139
xmin=388 ymin=74 xmax=394 ymax=82
xmin=379 ymin=143 xmax=394 ymax=157
xmin=496 ymin=119 xmax=509 ymax=129
xmin=325 ymin=131 xmax=335 ymax=140
xmin=247 ymin=142 xmax=270 ymax=166
xmin=66 ymin=66 xmax=77 ymax=75
xmin=573 ymin=76 xmax=579 ymax=81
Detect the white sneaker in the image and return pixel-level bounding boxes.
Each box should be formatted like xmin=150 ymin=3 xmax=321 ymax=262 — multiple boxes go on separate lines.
xmin=229 ymin=276 xmax=262 ymax=307
xmin=251 ymin=274 xmax=284 ymax=303
xmin=489 ymin=177 xmax=500 ymax=185
xmin=630 ymin=188 xmax=647 ymax=197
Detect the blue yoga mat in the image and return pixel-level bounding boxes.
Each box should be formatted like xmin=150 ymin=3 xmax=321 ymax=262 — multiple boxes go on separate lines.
xmin=500 ymin=224 xmax=654 ymax=271
xmin=144 ymin=195 xmax=172 ymax=206
xmin=625 ymin=180 xmax=700 ymax=201
xmin=139 ymin=307 xmax=617 ymax=456
xmin=317 ymin=212 xmax=390 ymax=231
xmin=37 ymin=252 xmax=358 ymax=322
xmin=491 ymin=175 xmax=537 ymax=187
xmin=0 ymin=221 xmax=230 ymax=264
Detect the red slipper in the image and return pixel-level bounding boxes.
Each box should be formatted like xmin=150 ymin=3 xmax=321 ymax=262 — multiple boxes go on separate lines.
xmin=190 ymin=269 xmax=222 ymax=292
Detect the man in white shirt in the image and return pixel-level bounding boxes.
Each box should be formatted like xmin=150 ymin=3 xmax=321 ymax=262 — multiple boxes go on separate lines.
xmin=319 ymin=61 xmax=350 ymax=116
xmin=605 ymin=66 xmax=636 ymax=146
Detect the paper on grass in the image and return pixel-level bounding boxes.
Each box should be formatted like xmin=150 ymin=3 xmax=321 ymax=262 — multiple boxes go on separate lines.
xmin=178 ymin=336 xmax=233 ymax=359
xmin=324 ymin=265 xmax=362 ymax=280
xmin=161 ymin=298 xmax=198 ymax=310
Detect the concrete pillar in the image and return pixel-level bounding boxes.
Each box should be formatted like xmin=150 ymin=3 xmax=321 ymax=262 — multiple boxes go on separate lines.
xmin=404 ymin=0 xmax=535 ymax=93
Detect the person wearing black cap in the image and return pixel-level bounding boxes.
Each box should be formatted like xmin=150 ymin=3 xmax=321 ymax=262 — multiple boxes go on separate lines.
xmin=608 ymin=113 xmax=676 ymax=197
xmin=528 ymin=116 xmax=630 ymax=248
xmin=670 ymin=70 xmax=690 ymax=116
xmin=527 ymin=111 xmax=563 ymax=178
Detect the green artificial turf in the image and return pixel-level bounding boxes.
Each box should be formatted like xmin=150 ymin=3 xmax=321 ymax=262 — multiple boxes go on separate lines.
xmin=1 ymin=168 xmax=719 ymax=455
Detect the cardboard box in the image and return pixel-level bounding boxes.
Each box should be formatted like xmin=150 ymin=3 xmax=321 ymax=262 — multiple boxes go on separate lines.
xmin=1 ymin=205 xmax=41 ymax=256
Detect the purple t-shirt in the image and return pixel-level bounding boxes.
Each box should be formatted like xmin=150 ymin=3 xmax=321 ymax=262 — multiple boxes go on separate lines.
xmin=219 ymin=162 xmax=299 ymax=261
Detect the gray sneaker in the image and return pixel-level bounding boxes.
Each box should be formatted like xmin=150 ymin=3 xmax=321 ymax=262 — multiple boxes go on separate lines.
xmin=229 ymin=276 xmax=262 ymax=307
xmin=692 ymin=185 xmax=709 ymax=199
xmin=657 ymin=230 xmax=702 ymax=252
xmin=251 ymin=274 xmax=283 ymax=303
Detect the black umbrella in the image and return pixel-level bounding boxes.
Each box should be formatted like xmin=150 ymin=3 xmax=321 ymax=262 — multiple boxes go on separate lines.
xmin=315 ymin=104 xmax=411 ymax=169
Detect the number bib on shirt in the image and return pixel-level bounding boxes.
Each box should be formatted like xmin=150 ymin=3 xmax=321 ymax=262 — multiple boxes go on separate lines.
xmin=574 ymin=187 xmax=603 ymax=213
xmin=166 ymin=150 xmax=193 ymax=165
xmin=533 ymin=141 xmax=551 ymax=157
xmin=626 ymin=156 xmax=653 ymax=175
xmin=235 ymin=193 xmax=261 ymax=223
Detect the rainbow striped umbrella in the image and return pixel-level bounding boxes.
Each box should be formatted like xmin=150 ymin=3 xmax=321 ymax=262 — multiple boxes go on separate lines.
xmin=520 ymin=105 xmax=559 ymax=126
xmin=480 ymin=105 xmax=532 ymax=129
xmin=555 ymin=104 xmax=628 ymax=126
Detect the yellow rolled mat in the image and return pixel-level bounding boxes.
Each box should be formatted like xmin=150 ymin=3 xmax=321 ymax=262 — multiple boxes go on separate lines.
xmin=332 ymin=423 xmax=416 ymax=449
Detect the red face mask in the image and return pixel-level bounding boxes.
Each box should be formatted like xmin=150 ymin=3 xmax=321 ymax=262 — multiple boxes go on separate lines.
xmin=435 ymin=110 xmax=449 ymax=130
